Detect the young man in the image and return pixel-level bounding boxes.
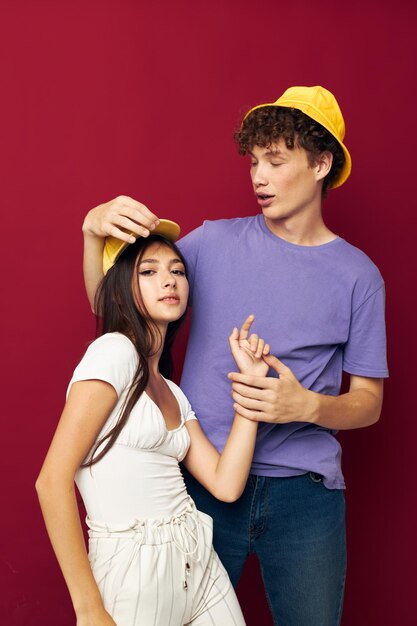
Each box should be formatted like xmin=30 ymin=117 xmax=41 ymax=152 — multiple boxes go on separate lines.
xmin=82 ymin=86 xmax=388 ymax=626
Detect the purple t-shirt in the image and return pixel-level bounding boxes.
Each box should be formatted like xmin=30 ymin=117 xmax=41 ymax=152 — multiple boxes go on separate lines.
xmin=178 ymin=214 xmax=388 ymax=489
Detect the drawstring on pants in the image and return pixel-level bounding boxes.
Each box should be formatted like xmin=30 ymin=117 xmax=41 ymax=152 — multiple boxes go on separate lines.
xmin=167 ymin=505 xmax=200 ymax=589
xmin=86 ymin=499 xmax=201 ymax=591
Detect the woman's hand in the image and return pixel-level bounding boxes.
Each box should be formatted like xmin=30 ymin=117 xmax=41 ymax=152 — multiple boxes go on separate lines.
xmin=229 ymin=315 xmax=270 ymax=377
xmin=77 ymin=606 xmax=118 ymax=625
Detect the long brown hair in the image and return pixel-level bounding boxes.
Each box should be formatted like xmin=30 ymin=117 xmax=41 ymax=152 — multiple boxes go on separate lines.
xmin=82 ymin=235 xmax=188 ymax=467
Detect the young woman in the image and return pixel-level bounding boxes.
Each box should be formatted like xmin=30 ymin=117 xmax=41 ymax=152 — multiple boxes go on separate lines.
xmin=36 ymin=220 xmax=270 ymax=626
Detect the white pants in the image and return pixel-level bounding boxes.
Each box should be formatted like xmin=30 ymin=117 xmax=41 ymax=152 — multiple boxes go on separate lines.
xmin=87 ymin=501 xmax=246 ymax=625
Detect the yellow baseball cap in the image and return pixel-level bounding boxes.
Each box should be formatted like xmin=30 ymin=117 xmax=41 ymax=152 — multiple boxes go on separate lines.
xmin=103 ymin=219 xmax=181 ymax=275
xmin=243 ymin=85 xmax=352 ymax=188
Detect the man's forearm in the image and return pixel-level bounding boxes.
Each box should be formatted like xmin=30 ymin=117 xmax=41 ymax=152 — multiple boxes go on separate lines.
xmin=81 ymin=197 xmax=160 ymax=311
xmin=308 ymin=378 xmax=384 ymax=430
xmin=230 ymin=356 xmax=384 ymax=431
xmin=82 ymin=230 xmax=105 ymax=312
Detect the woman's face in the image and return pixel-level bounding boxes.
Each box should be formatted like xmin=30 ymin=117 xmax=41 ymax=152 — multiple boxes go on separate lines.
xmin=133 ymin=241 xmax=188 ymax=329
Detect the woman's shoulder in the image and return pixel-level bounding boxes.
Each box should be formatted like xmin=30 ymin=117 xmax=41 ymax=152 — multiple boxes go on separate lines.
xmin=78 ymin=333 xmax=138 ymax=374
xmin=69 ymin=333 xmax=138 ymax=398
xmin=86 ymin=332 xmax=136 ymax=356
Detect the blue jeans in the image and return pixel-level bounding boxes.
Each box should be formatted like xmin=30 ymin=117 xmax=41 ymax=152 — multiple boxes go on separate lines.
xmin=183 ymin=469 xmax=346 ymax=626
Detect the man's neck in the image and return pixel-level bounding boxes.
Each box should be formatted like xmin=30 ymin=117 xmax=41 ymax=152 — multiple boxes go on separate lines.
xmin=263 ymin=212 xmax=337 ymax=247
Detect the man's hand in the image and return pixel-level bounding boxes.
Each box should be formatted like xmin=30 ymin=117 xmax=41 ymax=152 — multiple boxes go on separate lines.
xmin=228 ymin=353 xmax=315 ymax=423
xmin=82 ymin=195 xmax=160 ymax=243
xmin=229 ymin=355 xmax=384 ymax=429
xmin=82 ymin=196 xmax=160 ymax=310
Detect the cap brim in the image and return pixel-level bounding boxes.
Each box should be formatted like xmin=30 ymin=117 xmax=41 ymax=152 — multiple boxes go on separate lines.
xmin=103 ymin=218 xmax=181 ymax=274
xmin=330 ymin=143 xmax=351 ymax=189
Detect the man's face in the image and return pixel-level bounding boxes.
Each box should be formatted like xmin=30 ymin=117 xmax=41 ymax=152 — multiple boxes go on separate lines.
xmin=249 ymin=140 xmax=321 ymax=223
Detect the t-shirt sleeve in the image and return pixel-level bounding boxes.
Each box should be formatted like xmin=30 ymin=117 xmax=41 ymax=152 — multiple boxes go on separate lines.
xmin=177 ymin=225 xmax=204 ymax=301
xmin=166 ymin=380 xmax=198 ymax=422
xmin=68 ymin=334 xmax=137 ymax=397
xmin=183 ymin=398 xmax=198 ymax=422
xmin=343 ymin=284 xmax=388 ymax=377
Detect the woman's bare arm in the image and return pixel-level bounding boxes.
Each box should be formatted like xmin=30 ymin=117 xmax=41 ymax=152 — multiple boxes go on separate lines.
xmin=36 ymin=380 xmax=118 ymax=624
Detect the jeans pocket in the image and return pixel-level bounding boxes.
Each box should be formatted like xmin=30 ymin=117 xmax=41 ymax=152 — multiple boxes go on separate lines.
xmin=308 ymin=471 xmax=324 ymax=484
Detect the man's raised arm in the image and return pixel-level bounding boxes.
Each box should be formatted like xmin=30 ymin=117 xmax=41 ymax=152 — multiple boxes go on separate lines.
xmin=82 ymin=195 xmax=159 ymax=310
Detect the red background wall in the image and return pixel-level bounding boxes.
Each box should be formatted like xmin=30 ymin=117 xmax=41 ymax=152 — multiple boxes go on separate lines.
xmin=1 ymin=1 xmax=415 ymax=624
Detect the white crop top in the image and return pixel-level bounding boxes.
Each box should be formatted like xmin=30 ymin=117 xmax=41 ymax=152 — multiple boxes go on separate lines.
xmin=68 ymin=333 xmax=198 ymax=524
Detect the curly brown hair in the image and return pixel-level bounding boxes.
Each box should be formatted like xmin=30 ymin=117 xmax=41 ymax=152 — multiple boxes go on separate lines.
xmin=235 ymin=106 xmax=345 ymax=195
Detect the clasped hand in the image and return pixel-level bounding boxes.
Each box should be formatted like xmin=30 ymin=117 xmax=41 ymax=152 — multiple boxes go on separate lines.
xmin=228 ymin=337 xmax=315 ymax=425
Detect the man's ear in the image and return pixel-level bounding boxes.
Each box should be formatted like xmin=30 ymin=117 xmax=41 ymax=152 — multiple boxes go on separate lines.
xmin=315 ymin=151 xmax=333 ymax=181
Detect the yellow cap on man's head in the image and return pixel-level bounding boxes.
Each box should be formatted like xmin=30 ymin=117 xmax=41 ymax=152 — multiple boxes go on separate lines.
xmin=243 ymin=86 xmax=352 ymax=188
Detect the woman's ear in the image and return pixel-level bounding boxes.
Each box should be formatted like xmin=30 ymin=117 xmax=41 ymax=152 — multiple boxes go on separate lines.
xmin=315 ymin=151 xmax=333 ymax=181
